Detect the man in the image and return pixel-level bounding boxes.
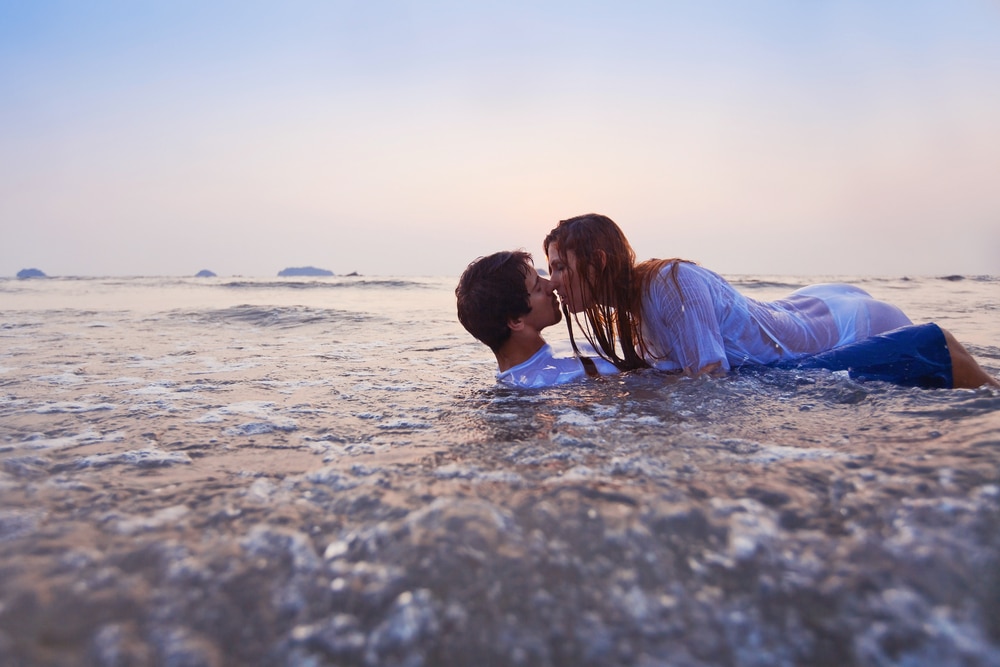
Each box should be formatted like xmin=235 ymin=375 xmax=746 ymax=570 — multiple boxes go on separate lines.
xmin=455 ymin=250 xmax=616 ymax=388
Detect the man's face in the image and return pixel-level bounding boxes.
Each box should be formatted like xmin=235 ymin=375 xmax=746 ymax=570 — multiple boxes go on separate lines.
xmin=519 ymin=263 xmax=561 ymax=332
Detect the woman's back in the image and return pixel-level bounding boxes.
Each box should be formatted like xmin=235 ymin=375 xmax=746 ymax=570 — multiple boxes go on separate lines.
xmin=638 ymin=263 xmax=912 ymax=374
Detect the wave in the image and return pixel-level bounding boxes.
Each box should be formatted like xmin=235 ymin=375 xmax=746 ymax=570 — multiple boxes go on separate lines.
xmin=0 ymin=321 xmax=44 ymax=330
xmin=218 ymin=278 xmax=435 ymax=291
xmin=166 ymin=305 xmax=378 ymax=328
xmin=933 ymin=275 xmax=999 ymax=283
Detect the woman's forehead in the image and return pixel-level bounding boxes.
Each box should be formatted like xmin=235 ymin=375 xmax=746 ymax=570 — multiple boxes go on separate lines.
xmin=548 ymin=244 xmax=577 ymax=264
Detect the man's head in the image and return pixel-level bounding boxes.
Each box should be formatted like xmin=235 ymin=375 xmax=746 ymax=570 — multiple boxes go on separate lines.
xmin=456 ymin=250 xmax=561 ymax=352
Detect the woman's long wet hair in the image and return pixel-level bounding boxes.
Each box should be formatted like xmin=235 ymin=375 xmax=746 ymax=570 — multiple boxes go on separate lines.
xmin=544 ymin=214 xmax=689 ymax=372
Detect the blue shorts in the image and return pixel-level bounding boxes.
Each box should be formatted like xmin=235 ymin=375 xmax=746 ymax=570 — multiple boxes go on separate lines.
xmin=783 ymin=323 xmax=953 ymax=389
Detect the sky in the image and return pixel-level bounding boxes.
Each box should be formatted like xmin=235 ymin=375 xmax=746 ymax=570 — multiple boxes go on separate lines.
xmin=2 ymin=1 xmax=1000 ymax=277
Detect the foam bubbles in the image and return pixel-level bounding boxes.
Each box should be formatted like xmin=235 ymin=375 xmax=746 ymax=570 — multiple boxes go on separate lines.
xmin=76 ymin=448 xmax=192 ymax=469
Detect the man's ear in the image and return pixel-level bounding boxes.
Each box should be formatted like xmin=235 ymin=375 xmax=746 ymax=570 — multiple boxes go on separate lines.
xmin=506 ymin=316 xmax=525 ymax=333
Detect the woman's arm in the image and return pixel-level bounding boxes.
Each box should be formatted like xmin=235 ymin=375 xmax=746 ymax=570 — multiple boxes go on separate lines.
xmin=643 ymin=264 xmax=729 ymax=377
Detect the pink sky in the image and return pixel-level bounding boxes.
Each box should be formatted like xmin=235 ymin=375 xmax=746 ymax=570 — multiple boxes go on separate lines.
xmin=3 ymin=1 xmax=999 ymax=276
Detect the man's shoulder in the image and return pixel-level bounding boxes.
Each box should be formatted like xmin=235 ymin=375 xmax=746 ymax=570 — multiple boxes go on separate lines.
xmin=497 ymin=342 xmax=617 ymax=388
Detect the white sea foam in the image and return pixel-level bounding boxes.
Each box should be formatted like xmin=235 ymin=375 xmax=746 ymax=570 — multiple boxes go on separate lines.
xmin=224 ymin=421 xmax=298 ymax=436
xmin=126 ymin=383 xmax=183 ymax=396
xmin=109 ymin=504 xmax=191 ymax=535
xmin=192 ymin=401 xmax=282 ymax=424
xmin=547 ymin=465 xmax=602 ymax=483
xmin=76 ymin=448 xmax=192 ymax=469
xmin=629 ymin=415 xmax=665 ymax=426
xmin=556 ymin=410 xmax=597 ymax=427
xmin=304 ymin=467 xmax=362 ymax=491
xmin=16 ymin=430 xmax=124 ymax=451
xmin=35 ymin=372 xmax=86 ymax=385
xmin=748 ymin=444 xmax=851 ymax=463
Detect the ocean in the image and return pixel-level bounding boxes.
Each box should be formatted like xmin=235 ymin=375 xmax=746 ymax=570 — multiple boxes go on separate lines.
xmin=1 ymin=273 xmax=999 ymax=666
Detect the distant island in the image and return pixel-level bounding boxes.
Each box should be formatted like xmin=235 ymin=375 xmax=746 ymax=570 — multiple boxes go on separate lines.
xmin=17 ymin=268 xmax=47 ymax=279
xmin=195 ymin=269 xmax=217 ymax=278
xmin=278 ymin=266 xmax=334 ymax=277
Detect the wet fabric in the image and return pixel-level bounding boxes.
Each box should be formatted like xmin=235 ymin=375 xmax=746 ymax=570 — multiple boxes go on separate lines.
xmin=789 ymin=322 xmax=953 ymax=389
xmin=497 ymin=343 xmax=618 ymax=388
xmin=498 ymin=327 xmax=951 ymax=390
xmin=640 ymin=263 xmax=913 ymax=374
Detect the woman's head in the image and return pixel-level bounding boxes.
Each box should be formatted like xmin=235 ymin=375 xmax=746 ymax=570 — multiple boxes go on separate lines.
xmin=543 ymin=214 xmax=648 ymax=371
xmin=543 ymin=213 xmax=637 ymax=314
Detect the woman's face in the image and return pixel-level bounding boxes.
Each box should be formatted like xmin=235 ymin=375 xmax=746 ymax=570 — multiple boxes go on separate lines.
xmin=547 ymin=242 xmax=593 ymax=314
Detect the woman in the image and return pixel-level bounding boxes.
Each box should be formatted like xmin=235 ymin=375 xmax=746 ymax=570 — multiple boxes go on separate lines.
xmin=544 ymin=213 xmax=998 ymax=389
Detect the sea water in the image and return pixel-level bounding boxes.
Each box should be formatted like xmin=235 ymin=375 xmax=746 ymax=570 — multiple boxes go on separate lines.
xmin=1 ymin=274 xmax=999 ymax=666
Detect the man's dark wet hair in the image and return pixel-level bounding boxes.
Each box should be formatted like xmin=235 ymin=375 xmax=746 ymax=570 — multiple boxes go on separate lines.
xmin=456 ymin=250 xmax=533 ymax=352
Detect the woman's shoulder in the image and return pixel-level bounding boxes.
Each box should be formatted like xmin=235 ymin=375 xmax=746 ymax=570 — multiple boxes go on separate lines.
xmin=638 ymin=257 xmax=710 ymax=274
xmin=638 ymin=259 xmax=721 ymax=289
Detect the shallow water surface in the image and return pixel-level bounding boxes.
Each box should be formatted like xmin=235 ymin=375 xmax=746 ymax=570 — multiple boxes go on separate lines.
xmin=1 ymin=275 xmax=999 ymax=666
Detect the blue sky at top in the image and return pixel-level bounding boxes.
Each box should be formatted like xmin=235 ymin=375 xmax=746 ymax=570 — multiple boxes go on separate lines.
xmin=2 ymin=1 xmax=999 ymax=276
